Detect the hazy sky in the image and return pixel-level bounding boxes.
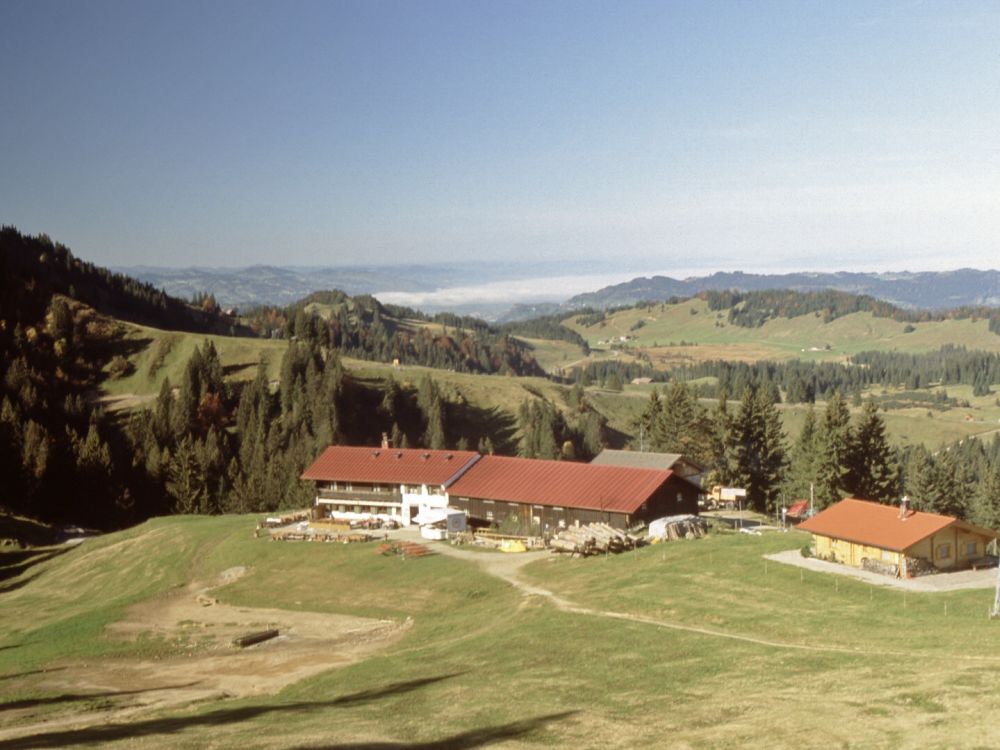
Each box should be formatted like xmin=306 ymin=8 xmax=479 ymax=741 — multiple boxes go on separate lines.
xmin=3 ymin=0 xmax=999 ymax=273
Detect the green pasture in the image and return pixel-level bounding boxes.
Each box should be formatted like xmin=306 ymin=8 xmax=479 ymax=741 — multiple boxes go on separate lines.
xmin=564 ymin=298 xmax=1000 ymax=364
xmin=101 ymin=323 xmax=288 ymax=398
xmin=4 ymin=516 xmax=1000 ymax=747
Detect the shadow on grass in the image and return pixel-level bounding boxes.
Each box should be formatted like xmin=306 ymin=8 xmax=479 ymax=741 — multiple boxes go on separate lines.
xmin=0 ymin=673 xmax=475 ymax=749
xmin=0 ymin=546 xmax=74 ymax=586
xmin=0 ymin=667 xmax=65 ymax=683
xmin=327 ymin=672 xmax=466 ymax=707
xmin=0 ymin=682 xmax=201 ymax=712
xmin=0 ymin=571 xmax=43 ymax=595
xmin=291 ymin=710 xmax=580 ymax=749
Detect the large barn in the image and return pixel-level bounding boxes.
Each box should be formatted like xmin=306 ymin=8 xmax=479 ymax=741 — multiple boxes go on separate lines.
xmin=798 ymin=498 xmax=998 ymax=576
xmin=446 ymin=454 xmax=699 ymax=531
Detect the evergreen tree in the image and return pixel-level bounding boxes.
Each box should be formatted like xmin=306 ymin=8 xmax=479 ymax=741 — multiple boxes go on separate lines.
xmin=727 ymin=386 xmax=787 ymax=512
xmin=784 ymin=407 xmax=820 ymax=502
xmin=814 ymin=391 xmax=852 ymax=508
xmin=846 ymin=400 xmax=899 ymax=503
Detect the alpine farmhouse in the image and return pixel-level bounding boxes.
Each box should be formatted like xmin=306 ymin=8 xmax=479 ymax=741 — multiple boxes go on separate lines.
xmin=301 ymin=445 xmax=701 ymax=531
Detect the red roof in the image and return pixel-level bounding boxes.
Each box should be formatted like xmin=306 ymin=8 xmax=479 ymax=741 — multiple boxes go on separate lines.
xmin=786 ymin=500 xmax=810 ymax=519
xmin=447 ymin=455 xmax=673 ymax=514
xmin=797 ymin=498 xmax=974 ymax=551
xmin=301 ymin=446 xmax=480 ymax=487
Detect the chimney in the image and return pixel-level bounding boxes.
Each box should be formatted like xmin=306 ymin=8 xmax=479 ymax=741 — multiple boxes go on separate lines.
xmin=898 ymin=495 xmax=909 ymax=520
xmin=381 ymin=432 xmax=391 ymax=449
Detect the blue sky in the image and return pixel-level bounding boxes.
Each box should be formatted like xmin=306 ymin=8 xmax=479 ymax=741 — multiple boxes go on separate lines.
xmin=2 ymin=0 xmax=999 ymax=273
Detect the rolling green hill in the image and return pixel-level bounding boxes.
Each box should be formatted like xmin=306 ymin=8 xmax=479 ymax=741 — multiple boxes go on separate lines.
xmin=562 ymin=297 xmax=1000 ymax=371
xmin=3 ymin=515 xmax=999 ymax=748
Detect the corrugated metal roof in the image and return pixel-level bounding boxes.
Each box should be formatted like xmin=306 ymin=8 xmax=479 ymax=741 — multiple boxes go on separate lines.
xmin=301 ymin=446 xmax=480 ymax=486
xmin=448 ymin=455 xmax=673 ymax=514
xmin=590 ymin=449 xmax=683 ymax=470
xmin=797 ymin=498 xmax=964 ymax=551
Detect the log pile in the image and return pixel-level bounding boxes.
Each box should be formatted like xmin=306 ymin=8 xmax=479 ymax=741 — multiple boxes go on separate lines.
xmin=549 ymin=523 xmax=643 ymax=557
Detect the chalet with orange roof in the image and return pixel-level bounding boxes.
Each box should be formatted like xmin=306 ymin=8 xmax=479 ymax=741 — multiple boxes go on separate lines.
xmin=446 ymin=454 xmax=698 ymax=531
xmin=798 ymin=498 xmax=999 ymax=577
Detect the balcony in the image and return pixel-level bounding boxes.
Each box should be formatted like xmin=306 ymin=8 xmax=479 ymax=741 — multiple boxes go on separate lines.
xmin=315 ymin=488 xmax=403 ymax=505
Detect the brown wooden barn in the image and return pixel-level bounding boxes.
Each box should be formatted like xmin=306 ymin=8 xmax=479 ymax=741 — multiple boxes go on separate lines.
xmin=446 ymin=454 xmax=699 ymax=532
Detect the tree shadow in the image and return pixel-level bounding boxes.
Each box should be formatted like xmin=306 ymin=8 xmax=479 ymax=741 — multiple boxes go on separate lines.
xmin=0 ymin=673 xmax=471 ymax=749
xmin=602 ymin=423 xmax=632 ymax=450
xmin=0 ymin=682 xmax=201 ymax=712
xmin=0 ymin=546 xmax=74 ymax=585
xmin=0 ymin=570 xmax=42 ymax=595
xmin=453 ymin=404 xmax=519 ymax=454
xmin=291 ymin=710 xmax=580 ymax=749
xmin=326 ymin=672 xmax=465 ymax=708
xmin=0 ymin=667 xmax=65 ymax=683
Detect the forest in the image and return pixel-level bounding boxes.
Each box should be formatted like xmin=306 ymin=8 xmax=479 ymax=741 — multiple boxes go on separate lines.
xmin=4 ymin=227 xmax=1000 ymax=533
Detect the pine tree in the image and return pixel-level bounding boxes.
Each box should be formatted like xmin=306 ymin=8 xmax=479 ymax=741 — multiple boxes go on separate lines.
xmin=784 ymin=407 xmax=819 ymax=502
xmin=846 ymin=400 xmax=899 ymax=503
xmin=814 ymin=391 xmax=852 ymax=508
xmin=727 ymin=386 xmax=787 ymax=512
xmin=970 ymin=464 xmax=1000 ymax=530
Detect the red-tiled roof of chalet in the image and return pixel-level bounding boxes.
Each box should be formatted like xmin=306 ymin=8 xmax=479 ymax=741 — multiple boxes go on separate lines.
xmin=301 ymin=446 xmax=480 ymax=487
xmin=447 ymin=455 xmax=673 ymax=514
xmin=796 ymin=498 xmax=997 ymax=551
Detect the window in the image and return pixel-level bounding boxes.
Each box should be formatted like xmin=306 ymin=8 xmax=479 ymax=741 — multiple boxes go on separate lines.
xmin=484 ymin=499 xmax=494 ymax=505
xmin=937 ymin=544 xmax=951 ymax=559
xmin=966 ymin=542 xmax=978 ymax=557
xmin=486 ymin=511 xmax=494 ymax=521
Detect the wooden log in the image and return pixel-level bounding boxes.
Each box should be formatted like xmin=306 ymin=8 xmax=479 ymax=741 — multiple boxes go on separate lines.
xmin=232 ymin=629 xmax=279 ymax=648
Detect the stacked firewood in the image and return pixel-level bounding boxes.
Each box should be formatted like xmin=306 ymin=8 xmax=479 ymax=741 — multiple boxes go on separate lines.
xmin=549 ymin=523 xmax=643 ymax=556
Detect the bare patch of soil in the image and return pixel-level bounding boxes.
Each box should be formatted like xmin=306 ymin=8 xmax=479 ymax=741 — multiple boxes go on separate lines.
xmin=0 ymin=566 xmax=409 ymax=742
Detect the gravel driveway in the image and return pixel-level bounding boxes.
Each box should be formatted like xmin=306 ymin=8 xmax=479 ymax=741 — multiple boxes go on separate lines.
xmin=766 ymin=548 xmax=999 ymax=591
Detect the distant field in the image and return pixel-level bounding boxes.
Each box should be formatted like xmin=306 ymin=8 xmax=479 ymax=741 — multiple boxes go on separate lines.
xmin=561 ymin=298 xmax=1000 ymax=370
xmin=4 ymin=516 xmax=1000 ymax=747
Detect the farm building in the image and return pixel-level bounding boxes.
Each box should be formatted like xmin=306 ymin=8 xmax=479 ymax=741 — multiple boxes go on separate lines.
xmin=798 ymin=498 xmax=999 ymax=577
xmin=301 ymin=445 xmax=480 ymax=526
xmin=590 ymin=449 xmax=705 ymax=489
xmin=447 ymin=454 xmax=699 ymax=531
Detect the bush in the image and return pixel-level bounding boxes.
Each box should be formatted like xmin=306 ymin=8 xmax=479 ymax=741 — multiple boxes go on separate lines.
xmin=108 ymin=355 xmax=134 ymax=379
xmin=800 ymin=544 xmax=812 ymax=558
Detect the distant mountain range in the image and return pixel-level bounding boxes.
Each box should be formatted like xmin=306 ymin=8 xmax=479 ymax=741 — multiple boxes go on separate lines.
xmin=564 ymin=269 xmax=1000 ymax=313
xmin=118 ymin=263 xmax=1000 ymax=320
xmin=115 ymin=260 xmax=628 ymax=315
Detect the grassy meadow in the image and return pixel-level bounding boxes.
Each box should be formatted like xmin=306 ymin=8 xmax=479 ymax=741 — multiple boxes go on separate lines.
xmin=562 ymin=297 xmax=1000 ymax=366
xmin=3 ymin=516 xmax=1000 ymax=748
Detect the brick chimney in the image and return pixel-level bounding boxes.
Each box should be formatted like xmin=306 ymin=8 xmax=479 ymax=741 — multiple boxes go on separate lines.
xmin=898 ymin=495 xmax=909 ymax=520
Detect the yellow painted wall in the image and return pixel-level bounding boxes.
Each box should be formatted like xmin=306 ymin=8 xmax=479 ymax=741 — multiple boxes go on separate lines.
xmin=812 ymin=529 xmax=994 ymax=573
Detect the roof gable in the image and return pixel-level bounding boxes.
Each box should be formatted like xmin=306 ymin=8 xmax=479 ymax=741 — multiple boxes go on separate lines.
xmin=797 ymin=498 xmax=961 ymax=551
xmin=448 ymin=455 xmax=673 ymax=514
xmin=301 ymin=446 xmax=479 ymax=487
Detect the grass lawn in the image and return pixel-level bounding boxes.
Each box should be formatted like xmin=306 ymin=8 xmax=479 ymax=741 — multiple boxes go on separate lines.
xmin=4 ymin=516 xmax=1000 ymax=748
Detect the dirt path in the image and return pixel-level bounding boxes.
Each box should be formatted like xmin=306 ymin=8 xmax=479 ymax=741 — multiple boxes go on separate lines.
xmin=0 ymin=566 xmax=409 ymax=743
xmin=434 ymin=542 xmax=1000 ymax=663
